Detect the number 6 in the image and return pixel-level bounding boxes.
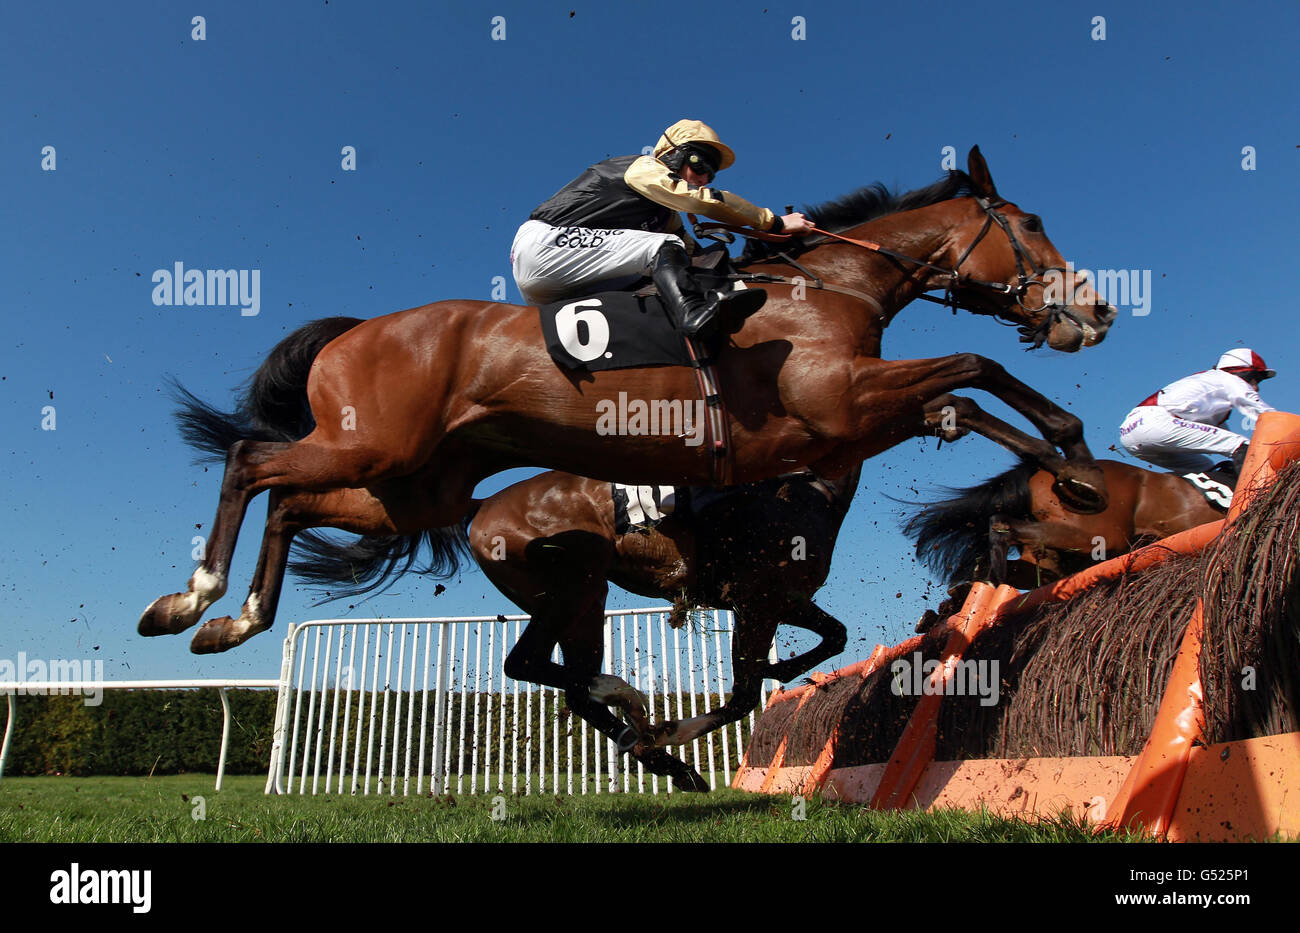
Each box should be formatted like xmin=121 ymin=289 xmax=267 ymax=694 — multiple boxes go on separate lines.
xmin=556 ymin=299 xmax=610 ymax=362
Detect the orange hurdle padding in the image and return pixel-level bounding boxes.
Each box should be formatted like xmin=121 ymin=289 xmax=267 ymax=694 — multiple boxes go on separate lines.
xmin=1227 ymin=411 xmax=1300 ymax=514
xmin=1104 ymin=602 xmax=1205 ymax=836
xmin=756 ymin=735 xmax=791 ymax=794
xmin=799 ymin=644 xmax=898 ymax=795
xmin=1000 ymin=519 xmax=1223 ymax=619
xmin=742 ymin=414 xmax=1300 ymax=817
xmin=1102 ymin=411 xmax=1300 ymax=837
xmin=870 ymin=583 xmax=1019 ymax=809
xmin=758 ymin=686 xmax=821 ymax=794
xmin=743 ymin=638 xmax=929 ymax=793
xmin=763 ymin=637 xmax=921 ymax=708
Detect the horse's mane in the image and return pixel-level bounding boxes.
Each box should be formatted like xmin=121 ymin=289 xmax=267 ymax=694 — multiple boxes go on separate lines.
xmin=901 ymin=456 xmax=1038 ymax=585
xmin=740 ymin=169 xmax=973 ymax=264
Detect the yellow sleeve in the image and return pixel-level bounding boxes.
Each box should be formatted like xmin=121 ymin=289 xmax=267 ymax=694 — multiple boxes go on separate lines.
xmin=624 ymin=155 xmax=778 ymax=231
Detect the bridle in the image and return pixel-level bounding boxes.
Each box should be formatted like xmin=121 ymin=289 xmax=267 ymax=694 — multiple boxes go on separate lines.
xmin=709 ymin=194 xmax=1097 ymax=349
xmin=810 ymin=195 xmax=1085 ymax=348
xmin=947 ymin=196 xmax=1090 ymax=348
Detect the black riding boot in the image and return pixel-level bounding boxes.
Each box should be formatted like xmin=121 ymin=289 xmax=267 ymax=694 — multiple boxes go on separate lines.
xmin=1231 ymin=442 xmax=1249 ymax=479
xmin=651 ymin=243 xmax=765 ymax=339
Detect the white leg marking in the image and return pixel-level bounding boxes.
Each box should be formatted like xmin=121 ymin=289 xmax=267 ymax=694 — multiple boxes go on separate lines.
xmin=589 ymin=674 xmax=646 ymax=710
xmin=184 ymin=566 xmax=227 ymax=614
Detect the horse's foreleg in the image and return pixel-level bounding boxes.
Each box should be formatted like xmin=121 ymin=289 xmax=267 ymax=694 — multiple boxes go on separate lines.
xmin=869 ymin=355 xmax=1105 ymax=512
xmin=504 ymin=618 xmax=654 ymax=756
xmin=922 ymin=394 xmax=1066 ymax=475
xmin=553 ymin=611 xmax=708 ymax=792
xmin=651 ymin=606 xmax=789 ymax=750
xmin=935 ymin=354 xmax=1091 ymax=461
xmin=764 ymin=601 xmax=848 ymax=685
xmin=948 ymin=356 xmax=1106 ymax=509
xmin=139 ymin=440 xmax=290 ymax=637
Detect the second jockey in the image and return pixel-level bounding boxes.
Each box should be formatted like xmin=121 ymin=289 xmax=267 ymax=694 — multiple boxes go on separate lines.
xmin=1119 ymin=348 xmax=1276 ymax=476
xmin=511 ymin=118 xmax=814 ymax=339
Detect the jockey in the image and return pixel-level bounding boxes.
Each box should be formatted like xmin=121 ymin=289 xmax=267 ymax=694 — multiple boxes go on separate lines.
xmin=1119 ymin=348 xmax=1277 ymax=476
xmin=511 ymin=118 xmax=815 ymax=339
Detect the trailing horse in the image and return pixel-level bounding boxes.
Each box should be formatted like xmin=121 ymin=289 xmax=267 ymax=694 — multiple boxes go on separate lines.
xmin=904 ymin=457 xmax=1226 ymax=591
xmin=288 ymin=467 xmax=859 ymax=779
xmin=142 ymin=147 xmax=1115 ymax=702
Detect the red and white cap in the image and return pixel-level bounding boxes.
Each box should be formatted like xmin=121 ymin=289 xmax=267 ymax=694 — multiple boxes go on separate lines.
xmin=1216 ymin=348 xmax=1276 ymax=380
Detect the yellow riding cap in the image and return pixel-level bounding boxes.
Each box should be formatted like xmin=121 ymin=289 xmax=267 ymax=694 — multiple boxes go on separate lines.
xmin=654 ymin=119 xmax=736 ymax=171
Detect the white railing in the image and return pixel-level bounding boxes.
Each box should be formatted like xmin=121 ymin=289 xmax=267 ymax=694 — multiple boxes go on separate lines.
xmin=0 ymin=679 xmax=279 ymax=789
xmin=266 ymin=607 xmax=777 ymax=796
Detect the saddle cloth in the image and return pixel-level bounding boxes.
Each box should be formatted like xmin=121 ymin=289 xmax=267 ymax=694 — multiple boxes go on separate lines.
xmin=539 ymin=291 xmax=692 ymax=372
xmin=612 ymin=483 xmax=678 ymax=534
xmin=1180 ymin=468 xmax=1234 ymax=511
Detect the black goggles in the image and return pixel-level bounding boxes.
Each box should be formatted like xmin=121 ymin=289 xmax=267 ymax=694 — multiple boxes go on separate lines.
xmin=679 ymin=144 xmax=719 ymax=179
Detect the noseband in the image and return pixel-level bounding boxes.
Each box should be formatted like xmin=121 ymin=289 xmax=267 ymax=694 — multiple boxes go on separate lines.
xmin=946 ymin=196 xmax=1087 ymax=348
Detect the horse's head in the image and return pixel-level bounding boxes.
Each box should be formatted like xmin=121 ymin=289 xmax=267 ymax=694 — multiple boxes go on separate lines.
xmin=944 ymin=147 xmax=1117 ymax=352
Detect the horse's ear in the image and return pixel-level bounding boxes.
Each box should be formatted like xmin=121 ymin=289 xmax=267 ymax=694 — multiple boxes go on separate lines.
xmin=967 ymin=146 xmax=998 ymax=199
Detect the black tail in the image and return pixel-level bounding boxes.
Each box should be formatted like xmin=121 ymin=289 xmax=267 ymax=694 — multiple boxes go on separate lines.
xmin=902 ymin=458 xmax=1039 ymax=584
xmin=169 ymin=316 xmax=365 ymax=461
xmin=169 ymin=315 xmax=474 ymax=599
xmin=289 ymin=503 xmax=480 ymax=602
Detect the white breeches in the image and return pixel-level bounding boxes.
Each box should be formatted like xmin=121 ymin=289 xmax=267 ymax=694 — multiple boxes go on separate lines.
xmin=1119 ymin=406 xmax=1247 ymax=472
xmin=510 ymin=220 xmax=683 ymax=305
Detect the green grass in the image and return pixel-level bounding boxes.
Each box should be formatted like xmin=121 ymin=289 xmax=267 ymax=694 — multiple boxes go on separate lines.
xmin=0 ymin=775 xmax=1149 ymax=842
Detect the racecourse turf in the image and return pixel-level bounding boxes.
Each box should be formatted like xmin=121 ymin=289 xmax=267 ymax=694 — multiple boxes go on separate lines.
xmin=0 ymin=775 xmax=1147 ymax=843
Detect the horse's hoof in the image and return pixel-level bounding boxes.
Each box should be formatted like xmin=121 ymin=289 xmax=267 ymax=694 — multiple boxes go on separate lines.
xmin=672 ymin=768 xmax=710 ymax=793
xmin=138 ymin=593 xmax=204 ymax=636
xmin=190 ymin=617 xmax=240 ymax=654
xmin=915 ymin=609 xmax=940 ymax=633
xmin=615 ymin=725 xmax=639 ymax=753
xmin=633 ymin=748 xmax=708 ymax=791
xmin=1052 ymin=476 xmax=1107 ymax=515
xmin=945 ymin=580 xmax=974 ymax=603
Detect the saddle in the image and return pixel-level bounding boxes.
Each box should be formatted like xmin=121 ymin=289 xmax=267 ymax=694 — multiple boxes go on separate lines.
xmin=611 ymin=471 xmax=828 ymax=536
xmin=536 ymin=245 xmax=745 ymax=374
xmin=537 ymin=246 xmax=747 ymax=486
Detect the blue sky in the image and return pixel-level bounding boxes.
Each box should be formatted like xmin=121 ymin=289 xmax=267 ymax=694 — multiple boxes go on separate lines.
xmin=2 ymin=0 xmax=1297 ymax=681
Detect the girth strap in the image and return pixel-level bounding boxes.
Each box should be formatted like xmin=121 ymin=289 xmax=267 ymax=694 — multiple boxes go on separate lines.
xmin=682 ymin=334 xmax=734 ymax=487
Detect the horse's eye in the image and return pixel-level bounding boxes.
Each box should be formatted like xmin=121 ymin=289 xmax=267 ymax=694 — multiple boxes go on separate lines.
xmin=1021 ymin=215 xmax=1043 ymax=234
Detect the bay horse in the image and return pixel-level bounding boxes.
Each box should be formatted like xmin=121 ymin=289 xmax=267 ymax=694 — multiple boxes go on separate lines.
xmin=904 ymin=457 xmax=1226 ymax=592
xmin=143 ymin=147 xmax=1117 ymax=734
xmin=286 ymin=466 xmax=860 ymax=779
